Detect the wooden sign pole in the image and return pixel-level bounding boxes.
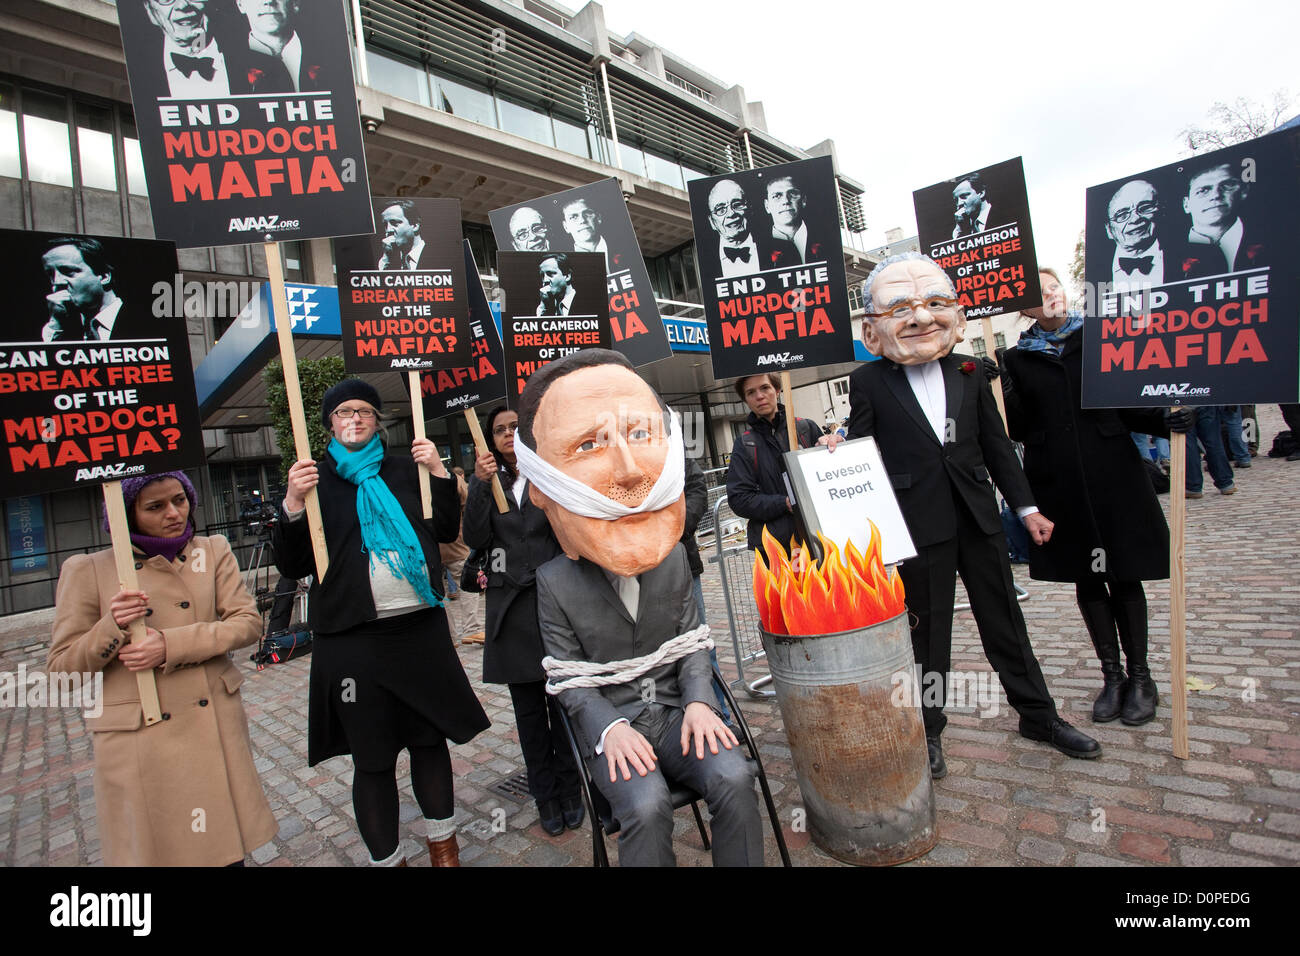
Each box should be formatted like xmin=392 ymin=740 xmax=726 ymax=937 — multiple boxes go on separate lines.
xmin=264 ymin=241 xmax=330 ymax=580
xmin=980 ymin=315 xmax=1007 ymax=426
xmin=1168 ymin=427 xmax=1189 ymax=759
xmin=103 ymin=482 xmax=162 ymax=726
xmin=408 ymin=372 xmax=433 ymax=519
xmin=781 ymin=371 xmax=798 ymax=451
xmin=463 ymin=408 xmax=509 ymax=513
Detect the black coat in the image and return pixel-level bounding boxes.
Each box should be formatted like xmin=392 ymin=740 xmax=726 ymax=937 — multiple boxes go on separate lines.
xmin=846 ymin=353 xmax=1032 ymax=548
xmin=682 ymin=456 xmax=706 ymax=577
xmin=271 ymin=450 xmax=459 ymax=634
xmin=1002 ymin=333 xmax=1171 ymax=582
xmin=725 ymin=407 xmax=821 ymax=551
xmin=462 ymin=473 xmax=562 ymax=685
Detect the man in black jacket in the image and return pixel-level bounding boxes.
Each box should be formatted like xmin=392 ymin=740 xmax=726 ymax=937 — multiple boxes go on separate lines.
xmin=725 ymin=373 xmax=825 ymax=554
xmin=848 ymin=252 xmax=1100 ymax=777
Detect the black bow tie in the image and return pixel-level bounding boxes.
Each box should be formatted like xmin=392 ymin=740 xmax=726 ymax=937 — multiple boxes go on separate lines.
xmin=723 ymin=246 xmax=751 ymax=263
xmin=171 ymin=53 xmax=216 ymax=81
xmin=1119 ymin=255 xmax=1154 ymax=275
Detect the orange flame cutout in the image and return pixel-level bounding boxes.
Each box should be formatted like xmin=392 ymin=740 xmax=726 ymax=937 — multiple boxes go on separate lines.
xmin=751 ymin=527 xmax=906 ymax=636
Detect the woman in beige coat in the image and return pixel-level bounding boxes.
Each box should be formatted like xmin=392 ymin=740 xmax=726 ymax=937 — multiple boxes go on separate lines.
xmin=48 ymin=472 xmax=277 ymax=866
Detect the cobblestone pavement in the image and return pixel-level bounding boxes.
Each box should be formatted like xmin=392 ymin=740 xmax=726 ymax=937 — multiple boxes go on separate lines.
xmin=2 ymin=406 xmax=1297 ymax=868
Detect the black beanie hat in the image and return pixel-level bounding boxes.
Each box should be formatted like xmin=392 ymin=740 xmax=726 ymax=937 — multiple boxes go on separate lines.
xmin=321 ymin=379 xmax=382 ymax=427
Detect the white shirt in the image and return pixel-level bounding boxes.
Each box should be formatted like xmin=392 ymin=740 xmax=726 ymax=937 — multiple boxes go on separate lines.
xmin=511 ymin=473 xmax=526 ymax=508
xmin=572 ymin=235 xmax=610 ymax=271
xmin=1188 ymin=217 xmax=1244 ymax=273
xmin=41 ymin=298 xmax=123 ymax=342
xmin=250 ymin=31 xmax=303 ymax=91
xmin=595 ymin=570 xmax=640 ymax=754
xmin=904 ymin=360 xmax=1038 ymax=520
xmin=952 ymin=202 xmax=992 ymax=239
xmin=1110 ymin=239 xmax=1164 ymax=290
xmin=378 ymin=236 xmax=426 ymax=271
xmin=774 ymin=221 xmax=808 ymax=260
xmin=717 ymin=234 xmax=759 ymax=277
xmin=162 ymin=36 xmax=231 ymax=98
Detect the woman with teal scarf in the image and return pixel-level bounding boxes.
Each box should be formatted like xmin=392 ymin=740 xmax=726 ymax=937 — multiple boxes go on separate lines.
xmin=1002 ymin=269 xmax=1192 ymax=728
xmin=273 ymin=380 xmax=489 ymax=867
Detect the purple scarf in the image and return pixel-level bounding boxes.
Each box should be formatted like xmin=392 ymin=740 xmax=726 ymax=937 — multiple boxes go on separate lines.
xmin=131 ymin=524 xmax=195 ymax=563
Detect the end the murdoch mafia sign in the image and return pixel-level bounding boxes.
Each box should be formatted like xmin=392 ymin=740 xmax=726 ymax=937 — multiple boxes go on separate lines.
xmin=0 ymin=229 xmax=205 ymax=498
xmin=115 ymin=0 xmax=373 ymax=248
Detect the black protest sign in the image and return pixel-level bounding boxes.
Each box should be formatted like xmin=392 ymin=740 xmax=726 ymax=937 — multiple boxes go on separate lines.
xmin=115 ymin=0 xmax=373 ymax=248
xmin=333 ymin=198 xmax=473 ymax=372
xmin=418 ymin=241 xmax=507 ymax=418
xmin=1082 ymin=129 xmax=1300 ymax=408
xmin=913 ymin=156 xmax=1042 ymax=319
xmin=489 ymin=179 xmax=671 ymax=368
xmin=0 ymin=229 xmax=204 ymax=497
xmin=495 ymin=251 xmax=611 ymax=402
xmin=687 ymin=156 xmax=854 ymax=380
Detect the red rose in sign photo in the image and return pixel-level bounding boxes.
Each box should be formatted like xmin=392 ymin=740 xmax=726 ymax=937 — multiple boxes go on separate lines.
xmin=247 ymin=68 xmax=265 ymax=88
xmin=307 ymin=65 xmax=323 ymax=83
xmin=1181 ymin=257 xmax=1201 ymax=275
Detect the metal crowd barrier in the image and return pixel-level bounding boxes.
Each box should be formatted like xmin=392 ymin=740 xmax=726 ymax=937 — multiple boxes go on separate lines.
xmin=707 ymin=495 xmax=774 ymax=698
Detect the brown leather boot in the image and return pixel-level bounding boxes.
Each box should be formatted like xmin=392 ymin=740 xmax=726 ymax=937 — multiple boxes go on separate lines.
xmin=427 ymin=834 xmax=460 ymax=867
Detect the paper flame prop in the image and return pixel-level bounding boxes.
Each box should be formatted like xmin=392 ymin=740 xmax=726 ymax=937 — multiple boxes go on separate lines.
xmin=752 ymin=522 xmax=905 ymax=636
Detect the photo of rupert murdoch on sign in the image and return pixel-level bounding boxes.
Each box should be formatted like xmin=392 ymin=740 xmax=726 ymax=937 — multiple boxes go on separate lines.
xmin=1081 ymin=128 xmax=1300 ymax=408
xmin=115 ymin=0 xmax=374 ymax=248
xmin=687 ymin=155 xmax=854 ymax=381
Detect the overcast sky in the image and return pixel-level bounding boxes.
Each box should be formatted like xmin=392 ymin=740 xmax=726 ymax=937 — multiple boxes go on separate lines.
xmin=596 ymin=0 xmax=1296 ymax=283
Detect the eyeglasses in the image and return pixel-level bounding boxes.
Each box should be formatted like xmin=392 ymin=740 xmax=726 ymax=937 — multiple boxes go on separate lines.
xmin=866 ymin=296 xmax=960 ymax=322
xmin=332 ymin=407 xmax=377 ymax=420
xmin=492 ymin=423 xmax=517 ymax=437
xmin=512 ymin=223 xmax=549 ymax=243
xmin=1109 ymin=201 xmax=1158 ymax=225
xmin=710 ymin=199 xmax=748 ymax=218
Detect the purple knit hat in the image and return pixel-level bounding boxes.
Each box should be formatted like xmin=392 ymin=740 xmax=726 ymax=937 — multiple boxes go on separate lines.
xmin=100 ymin=471 xmax=199 ymax=532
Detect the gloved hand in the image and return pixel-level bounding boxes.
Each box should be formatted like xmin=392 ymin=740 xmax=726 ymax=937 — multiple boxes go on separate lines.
xmin=980 ymin=357 xmax=1001 ymax=382
xmin=1164 ymin=407 xmax=1195 ymax=433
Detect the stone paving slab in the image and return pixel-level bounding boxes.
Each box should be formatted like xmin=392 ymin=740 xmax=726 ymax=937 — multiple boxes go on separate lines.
xmin=1 ymin=406 xmax=1297 ymax=867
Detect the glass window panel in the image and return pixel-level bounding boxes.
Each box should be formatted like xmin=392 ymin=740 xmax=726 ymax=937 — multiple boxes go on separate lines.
xmin=366 ymin=51 xmax=430 ymax=107
xmin=994 ymin=332 xmax=1007 ymax=350
xmin=0 ymin=83 xmax=18 ymax=178
xmin=973 ymin=338 xmax=987 ymax=357
xmin=75 ymin=103 xmax=116 ymax=190
xmin=617 ymin=141 xmax=647 ymax=178
xmin=433 ymin=73 xmax=496 ymax=128
xmin=552 ymin=115 xmax=590 ymax=159
xmin=24 ymin=115 xmax=73 ymax=186
xmin=497 ymin=97 xmax=553 ymax=147
xmin=681 ymin=164 xmax=710 ymax=184
xmin=644 ymin=150 xmax=684 ymax=190
xmin=122 ymin=136 xmax=148 ymax=196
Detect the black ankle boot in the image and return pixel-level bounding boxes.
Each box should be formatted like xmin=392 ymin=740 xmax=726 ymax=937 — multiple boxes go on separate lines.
xmin=1094 ymin=660 xmax=1125 ymax=723
xmin=1121 ymin=662 xmax=1159 ymax=725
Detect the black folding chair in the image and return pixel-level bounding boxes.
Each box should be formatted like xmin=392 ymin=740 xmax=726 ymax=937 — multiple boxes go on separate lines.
xmin=556 ymin=668 xmax=792 ymax=867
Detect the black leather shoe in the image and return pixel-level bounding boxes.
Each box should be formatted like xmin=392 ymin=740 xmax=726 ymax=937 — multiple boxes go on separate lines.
xmin=1019 ymin=717 xmax=1103 ymax=759
xmin=537 ymin=799 xmax=565 ymax=837
xmin=926 ymin=735 xmax=947 ymax=779
xmin=559 ymin=793 xmax=585 ymax=830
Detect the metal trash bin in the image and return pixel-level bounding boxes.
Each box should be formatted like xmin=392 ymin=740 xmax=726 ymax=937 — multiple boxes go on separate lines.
xmin=761 ymin=611 xmax=936 ymax=866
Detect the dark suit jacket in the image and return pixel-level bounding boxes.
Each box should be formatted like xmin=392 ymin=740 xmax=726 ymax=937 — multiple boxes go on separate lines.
xmin=1176 ymin=220 xmax=1268 ymax=279
xmin=695 ymin=231 xmax=801 ymax=281
xmin=285 ymin=31 xmax=347 ymax=94
xmin=846 ymin=353 xmax=1033 ymax=548
xmin=46 ymin=306 xmax=156 ymax=342
xmin=536 ymin=543 xmax=710 ymax=758
xmin=135 ymin=34 xmax=290 ymax=99
xmin=462 ymin=473 xmax=562 ymax=684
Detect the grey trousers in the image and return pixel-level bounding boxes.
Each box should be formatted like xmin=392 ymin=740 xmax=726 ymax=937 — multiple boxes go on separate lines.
xmin=589 ymin=702 xmax=763 ymax=867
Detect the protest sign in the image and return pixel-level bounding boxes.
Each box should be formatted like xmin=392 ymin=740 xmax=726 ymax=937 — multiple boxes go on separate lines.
xmin=115 ymin=0 xmax=373 ymax=248
xmin=495 ymin=251 xmax=611 ymax=401
xmin=418 ymin=241 xmax=507 ymax=418
xmin=1082 ymin=129 xmax=1300 ymax=408
xmin=0 ymin=230 xmax=203 ymax=498
xmin=334 ymin=198 xmax=474 ymax=372
xmin=687 ymin=156 xmax=854 ymax=380
xmin=913 ymin=157 xmax=1042 ymax=320
xmin=783 ymin=438 xmax=917 ymax=567
xmin=490 ymin=178 xmax=671 ymax=368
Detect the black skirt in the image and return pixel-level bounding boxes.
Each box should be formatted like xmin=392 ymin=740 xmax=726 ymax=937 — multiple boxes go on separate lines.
xmin=307 ymin=607 xmax=490 ymax=771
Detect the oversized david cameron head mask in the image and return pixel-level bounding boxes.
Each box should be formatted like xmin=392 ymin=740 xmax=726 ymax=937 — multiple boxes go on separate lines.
xmin=514 ymin=349 xmax=685 ymax=577
xmin=860 ymin=252 xmax=967 ymax=365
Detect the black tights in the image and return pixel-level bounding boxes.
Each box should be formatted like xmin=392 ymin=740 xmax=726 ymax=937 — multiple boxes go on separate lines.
xmin=1075 ymin=579 xmax=1149 ymax=668
xmin=351 ymin=742 xmax=454 ymax=861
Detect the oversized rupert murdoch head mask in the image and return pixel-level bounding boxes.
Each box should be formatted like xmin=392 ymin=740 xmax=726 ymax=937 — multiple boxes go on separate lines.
xmin=861 ymin=253 xmax=967 ymax=365
xmin=514 ymin=349 xmax=685 ymax=577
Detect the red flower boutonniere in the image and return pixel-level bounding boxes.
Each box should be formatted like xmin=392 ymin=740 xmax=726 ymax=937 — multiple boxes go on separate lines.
xmin=247 ymin=68 xmax=264 ymax=87
xmin=307 ymin=65 xmax=323 ymax=83
xmin=770 ymin=251 xmax=782 ymax=265
xmin=1181 ymin=257 xmax=1200 ymax=275
xmin=1245 ymin=244 xmax=1263 ymax=261
xmin=959 ymin=360 xmax=976 ymax=375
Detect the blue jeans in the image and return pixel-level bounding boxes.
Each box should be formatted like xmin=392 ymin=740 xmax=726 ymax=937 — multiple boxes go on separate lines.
xmin=1131 ymin=433 xmax=1156 ymax=461
xmin=1186 ymin=407 xmax=1235 ymax=492
xmin=693 ymin=574 xmax=732 ymax=723
xmin=1220 ymin=406 xmax=1250 ymax=464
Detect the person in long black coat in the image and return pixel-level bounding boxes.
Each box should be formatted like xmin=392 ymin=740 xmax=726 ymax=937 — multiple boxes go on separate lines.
xmin=1001 ymin=269 xmax=1191 ymax=726
xmin=462 ymin=405 xmax=583 ymax=836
